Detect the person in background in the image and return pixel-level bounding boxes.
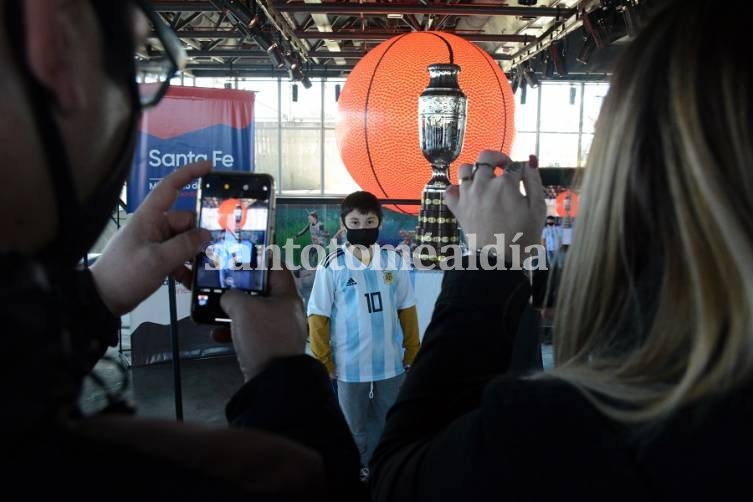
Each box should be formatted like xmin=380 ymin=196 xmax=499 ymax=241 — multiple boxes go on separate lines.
xmin=295 ymin=211 xmax=330 ymax=267
xmin=1 ymin=1 xmax=363 ymax=499
xmin=307 ymin=191 xmax=420 ymax=482
xmin=333 ymin=221 xmax=347 ymax=246
xmin=541 ymin=215 xmax=562 ymax=267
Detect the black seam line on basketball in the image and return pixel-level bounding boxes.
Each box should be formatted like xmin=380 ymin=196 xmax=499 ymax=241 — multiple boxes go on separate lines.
xmin=364 ymin=33 xmax=410 ymax=199
xmin=470 ymin=43 xmax=508 ymax=152
xmin=428 ymin=32 xmax=454 ymax=65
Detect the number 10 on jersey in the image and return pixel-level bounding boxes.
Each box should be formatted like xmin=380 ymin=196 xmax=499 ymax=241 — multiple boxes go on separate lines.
xmin=364 ymin=292 xmax=383 ymax=314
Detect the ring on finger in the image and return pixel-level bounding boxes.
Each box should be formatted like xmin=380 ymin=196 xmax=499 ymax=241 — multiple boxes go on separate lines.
xmin=471 ymin=162 xmax=496 ymax=178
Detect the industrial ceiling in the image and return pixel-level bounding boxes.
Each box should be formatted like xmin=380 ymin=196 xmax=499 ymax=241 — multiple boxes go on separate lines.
xmin=148 ymin=1 xmax=649 ymax=85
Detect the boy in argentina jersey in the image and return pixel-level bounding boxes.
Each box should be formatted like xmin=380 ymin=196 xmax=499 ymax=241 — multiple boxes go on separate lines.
xmin=307 ymin=192 xmax=420 ymax=480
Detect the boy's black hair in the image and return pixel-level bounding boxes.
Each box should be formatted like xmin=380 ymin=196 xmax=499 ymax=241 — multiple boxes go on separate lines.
xmin=340 ymin=191 xmax=383 ymax=225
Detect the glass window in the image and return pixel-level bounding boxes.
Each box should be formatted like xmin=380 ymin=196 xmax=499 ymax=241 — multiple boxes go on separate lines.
xmin=281 ymin=128 xmax=322 ymax=194
xmin=194 ymin=77 xmax=227 ymax=89
xmin=579 ymin=133 xmax=595 ymax=167
xmin=239 ymin=78 xmax=279 ymax=121
xmin=538 ymin=133 xmax=579 ymax=167
xmin=539 ymin=82 xmax=581 ymax=133
xmin=510 ymin=132 xmax=537 ymax=161
xmin=582 ymin=83 xmax=609 ymax=133
xmin=255 ymin=122 xmax=279 ymax=179
xmin=514 ymin=85 xmax=539 ymax=132
xmin=324 ymin=129 xmax=360 ymax=194
xmin=324 ymin=79 xmax=347 ymax=127
xmin=281 ymin=80 xmax=322 ymax=123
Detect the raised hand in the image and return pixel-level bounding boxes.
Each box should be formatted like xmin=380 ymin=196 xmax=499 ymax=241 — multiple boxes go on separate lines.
xmin=91 ymin=162 xmax=212 ymax=315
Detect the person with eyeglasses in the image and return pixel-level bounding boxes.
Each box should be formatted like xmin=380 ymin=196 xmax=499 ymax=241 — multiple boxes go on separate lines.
xmin=1 ymin=1 xmax=364 ymax=499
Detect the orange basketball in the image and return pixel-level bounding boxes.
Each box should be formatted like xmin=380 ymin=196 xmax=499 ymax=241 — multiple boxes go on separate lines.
xmin=217 ymin=198 xmax=247 ymax=230
xmin=555 ymin=190 xmax=579 ymax=217
xmin=336 ymin=32 xmax=515 ymax=214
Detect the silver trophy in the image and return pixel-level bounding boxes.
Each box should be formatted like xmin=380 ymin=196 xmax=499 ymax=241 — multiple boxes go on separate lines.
xmin=415 ymin=63 xmax=467 ymax=264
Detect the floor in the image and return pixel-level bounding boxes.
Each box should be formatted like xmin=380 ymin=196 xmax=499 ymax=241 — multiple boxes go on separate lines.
xmin=82 ymin=342 xmax=553 ymax=426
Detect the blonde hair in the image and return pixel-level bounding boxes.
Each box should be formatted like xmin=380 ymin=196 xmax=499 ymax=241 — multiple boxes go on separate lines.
xmin=549 ymin=0 xmax=753 ymax=422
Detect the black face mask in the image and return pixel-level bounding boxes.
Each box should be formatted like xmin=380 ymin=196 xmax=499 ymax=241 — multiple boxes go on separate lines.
xmin=547 ymin=222 xmax=554 ymax=226
xmin=347 ymin=228 xmax=380 ymax=247
xmin=5 ymin=1 xmax=140 ymax=270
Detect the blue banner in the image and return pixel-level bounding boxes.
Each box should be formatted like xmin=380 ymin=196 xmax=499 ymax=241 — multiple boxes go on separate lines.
xmin=127 ymin=86 xmax=255 ymax=212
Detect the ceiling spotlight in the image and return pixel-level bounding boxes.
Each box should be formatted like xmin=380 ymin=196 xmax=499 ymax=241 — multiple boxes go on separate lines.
xmin=549 ymin=42 xmax=567 ymax=76
xmin=510 ymin=71 xmax=520 ymax=94
xmin=267 ymin=42 xmax=285 ymax=69
xmin=287 ymin=53 xmax=301 ymax=71
xmin=246 ymin=15 xmax=261 ymax=30
xmin=582 ymin=10 xmax=606 ymax=48
xmin=523 ymin=66 xmax=539 ymax=88
xmin=619 ymin=0 xmax=640 ymax=38
xmin=253 ymin=33 xmax=271 ymax=52
xmin=301 ymin=76 xmax=312 ymax=89
xmin=577 ymin=36 xmax=596 ymax=64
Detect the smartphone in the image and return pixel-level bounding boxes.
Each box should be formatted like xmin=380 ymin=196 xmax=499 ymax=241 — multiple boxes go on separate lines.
xmin=191 ymin=172 xmax=275 ymax=324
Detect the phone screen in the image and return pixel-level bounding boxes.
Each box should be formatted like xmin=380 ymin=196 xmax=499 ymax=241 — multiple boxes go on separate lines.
xmin=192 ymin=172 xmax=274 ymax=324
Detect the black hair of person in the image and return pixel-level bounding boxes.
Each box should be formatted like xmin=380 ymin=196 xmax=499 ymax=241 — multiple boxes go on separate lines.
xmin=341 ymin=191 xmax=383 ymax=225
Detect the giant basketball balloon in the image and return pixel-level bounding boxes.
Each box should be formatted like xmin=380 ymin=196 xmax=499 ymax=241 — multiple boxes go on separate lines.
xmin=336 ymin=32 xmax=515 ymax=214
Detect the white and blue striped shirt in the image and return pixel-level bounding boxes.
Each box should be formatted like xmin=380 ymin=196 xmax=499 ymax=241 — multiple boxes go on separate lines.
xmin=307 ymin=245 xmax=415 ymax=383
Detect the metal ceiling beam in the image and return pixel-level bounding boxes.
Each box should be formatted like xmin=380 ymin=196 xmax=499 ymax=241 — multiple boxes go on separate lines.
xmin=186 ymin=49 xmax=511 ymax=60
xmin=187 ymin=63 xmax=356 ymax=70
xmin=153 ymin=2 xmax=573 ymax=18
xmin=154 ymin=2 xmax=215 ymax=12
xmin=304 ymin=0 xmax=346 ymax=65
xmin=276 ymin=3 xmax=573 ymax=18
xmin=292 ymin=31 xmax=532 ymax=43
xmin=160 ymin=30 xmax=532 ymax=43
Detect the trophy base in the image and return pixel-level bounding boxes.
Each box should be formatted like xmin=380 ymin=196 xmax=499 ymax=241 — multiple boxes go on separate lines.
xmin=415 ymin=185 xmax=460 ymax=268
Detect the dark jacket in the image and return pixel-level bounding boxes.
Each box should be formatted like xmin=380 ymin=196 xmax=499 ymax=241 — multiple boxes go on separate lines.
xmin=370 ymin=262 xmax=753 ymax=501
xmin=3 ymin=263 xmax=365 ymax=501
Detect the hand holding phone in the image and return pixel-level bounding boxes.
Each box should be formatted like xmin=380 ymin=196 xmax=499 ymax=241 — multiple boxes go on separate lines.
xmin=212 ymin=265 xmax=307 ymax=381
xmin=191 ymin=172 xmax=275 ymax=325
xmin=92 ymin=162 xmax=213 ymax=316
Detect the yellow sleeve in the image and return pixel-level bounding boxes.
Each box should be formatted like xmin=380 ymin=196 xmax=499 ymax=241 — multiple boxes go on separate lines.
xmin=308 ymin=314 xmax=334 ymax=375
xmin=398 ymin=306 xmax=420 ymax=366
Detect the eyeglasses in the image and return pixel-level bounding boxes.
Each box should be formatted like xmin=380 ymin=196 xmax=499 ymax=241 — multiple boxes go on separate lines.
xmin=132 ymin=0 xmax=187 ymax=108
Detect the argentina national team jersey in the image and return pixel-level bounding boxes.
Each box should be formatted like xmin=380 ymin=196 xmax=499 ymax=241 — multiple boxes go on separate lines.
xmin=307 ymin=245 xmax=416 ymax=382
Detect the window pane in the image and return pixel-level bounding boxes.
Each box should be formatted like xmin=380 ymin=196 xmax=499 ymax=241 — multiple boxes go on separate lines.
xmin=194 ymin=77 xmax=227 ymax=89
xmin=538 ymin=133 xmax=579 ymax=167
xmin=281 ymin=128 xmax=322 ymax=194
xmin=238 ymin=78 xmax=279 ymax=121
xmin=510 ymin=132 xmax=537 ymax=161
xmin=324 ymin=79 xmax=347 ymax=128
xmin=281 ymin=80 xmax=322 ymax=123
xmin=579 ymin=133 xmax=594 ymax=167
xmin=255 ymin=122 xmax=279 ymax=179
xmin=539 ymin=82 xmax=581 ymax=132
xmin=324 ymin=129 xmax=359 ymax=194
xmin=582 ymin=83 xmax=609 ymax=133
xmin=514 ymin=85 xmax=539 ymax=132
